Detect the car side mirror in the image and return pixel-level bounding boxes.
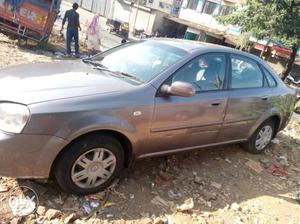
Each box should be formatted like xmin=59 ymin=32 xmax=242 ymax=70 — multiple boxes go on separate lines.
xmin=161 ymin=81 xmax=196 ymax=97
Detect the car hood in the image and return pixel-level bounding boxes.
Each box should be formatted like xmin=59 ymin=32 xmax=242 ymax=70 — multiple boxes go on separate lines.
xmin=0 ymin=61 xmax=135 ymax=104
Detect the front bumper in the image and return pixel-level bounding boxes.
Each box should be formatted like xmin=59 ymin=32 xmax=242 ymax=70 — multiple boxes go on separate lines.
xmin=0 ymin=132 xmax=67 ymax=178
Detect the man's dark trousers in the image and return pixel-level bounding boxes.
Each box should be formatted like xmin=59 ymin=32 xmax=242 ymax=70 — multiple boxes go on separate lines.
xmin=66 ymin=29 xmax=79 ymax=55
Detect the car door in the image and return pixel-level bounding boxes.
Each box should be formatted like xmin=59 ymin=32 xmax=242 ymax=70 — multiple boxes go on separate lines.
xmin=149 ymin=53 xmax=229 ymax=153
xmin=218 ymin=54 xmax=273 ymax=142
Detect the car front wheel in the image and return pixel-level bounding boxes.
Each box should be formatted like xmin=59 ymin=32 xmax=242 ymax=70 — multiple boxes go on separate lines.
xmin=242 ymin=119 xmax=275 ymax=154
xmin=54 ymin=134 xmax=124 ymax=195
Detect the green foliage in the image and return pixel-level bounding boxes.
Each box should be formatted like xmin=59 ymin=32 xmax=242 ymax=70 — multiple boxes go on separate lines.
xmin=295 ymin=101 xmax=300 ymax=114
xmin=218 ymin=0 xmax=300 ymax=48
xmin=239 ymin=32 xmax=252 ymax=49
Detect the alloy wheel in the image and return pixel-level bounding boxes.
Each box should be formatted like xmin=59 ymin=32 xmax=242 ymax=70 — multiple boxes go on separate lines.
xmin=71 ymin=148 xmax=117 ymax=189
xmin=255 ymin=125 xmax=273 ymax=151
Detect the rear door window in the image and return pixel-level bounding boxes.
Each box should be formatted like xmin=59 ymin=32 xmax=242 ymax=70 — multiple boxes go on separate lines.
xmin=230 ymin=55 xmax=264 ymax=89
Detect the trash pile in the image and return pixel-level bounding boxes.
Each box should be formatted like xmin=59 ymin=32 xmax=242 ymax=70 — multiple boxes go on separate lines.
xmin=80 ymin=192 xmax=110 ymax=218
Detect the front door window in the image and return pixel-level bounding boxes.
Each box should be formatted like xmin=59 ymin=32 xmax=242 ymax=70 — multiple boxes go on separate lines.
xmin=172 ymin=53 xmax=226 ymax=91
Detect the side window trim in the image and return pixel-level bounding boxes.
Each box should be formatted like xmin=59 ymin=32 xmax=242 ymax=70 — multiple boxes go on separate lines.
xmin=255 ymin=62 xmax=269 ymax=88
xmin=157 ymin=52 xmax=228 ymax=96
xmin=229 ymin=54 xmax=267 ymax=90
xmin=224 ymin=52 xmax=231 ymax=90
xmin=259 ymin=64 xmax=278 ymax=88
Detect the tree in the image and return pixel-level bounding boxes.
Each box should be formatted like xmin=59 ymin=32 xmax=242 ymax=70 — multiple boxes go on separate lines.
xmin=218 ymin=0 xmax=300 ymax=80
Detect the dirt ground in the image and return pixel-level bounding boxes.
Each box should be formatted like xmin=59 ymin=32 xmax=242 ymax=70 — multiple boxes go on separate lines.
xmin=0 ymin=33 xmax=300 ymax=224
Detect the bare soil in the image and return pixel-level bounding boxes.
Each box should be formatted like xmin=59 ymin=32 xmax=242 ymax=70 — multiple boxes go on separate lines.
xmin=0 ymin=33 xmax=300 ymax=224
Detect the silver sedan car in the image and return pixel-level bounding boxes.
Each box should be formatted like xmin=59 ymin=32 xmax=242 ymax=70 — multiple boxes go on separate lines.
xmin=0 ymin=39 xmax=296 ymax=194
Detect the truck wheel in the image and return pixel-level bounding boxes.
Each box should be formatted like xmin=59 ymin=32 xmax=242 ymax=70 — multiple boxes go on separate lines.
xmin=55 ymin=134 xmax=124 ymax=195
xmin=242 ymin=119 xmax=274 ymax=154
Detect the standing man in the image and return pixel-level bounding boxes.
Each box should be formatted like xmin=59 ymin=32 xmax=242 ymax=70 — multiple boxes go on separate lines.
xmin=61 ymin=3 xmax=81 ymax=57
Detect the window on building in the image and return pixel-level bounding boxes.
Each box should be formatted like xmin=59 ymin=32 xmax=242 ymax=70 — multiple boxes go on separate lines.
xmin=203 ymin=1 xmax=218 ymax=15
xmin=139 ymin=0 xmax=147 ymax=6
xmin=219 ymin=5 xmax=233 ymax=16
xmin=187 ymin=0 xmax=199 ymax=10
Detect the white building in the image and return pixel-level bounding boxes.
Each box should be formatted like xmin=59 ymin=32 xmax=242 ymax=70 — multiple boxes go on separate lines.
xmin=68 ymin=0 xmax=245 ymax=42
xmin=167 ymin=0 xmax=245 ymax=44
xmin=111 ymin=0 xmax=167 ymax=34
xmin=145 ymin=0 xmax=181 ymax=15
xmin=71 ymin=0 xmax=172 ymax=35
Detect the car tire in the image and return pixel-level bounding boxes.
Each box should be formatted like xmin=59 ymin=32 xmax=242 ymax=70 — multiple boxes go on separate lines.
xmin=242 ymin=119 xmax=275 ymax=154
xmin=54 ymin=134 xmax=124 ymax=195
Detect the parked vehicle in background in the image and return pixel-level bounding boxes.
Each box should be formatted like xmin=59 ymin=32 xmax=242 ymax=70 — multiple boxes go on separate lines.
xmin=286 ymin=74 xmax=300 ymax=87
xmin=132 ymin=28 xmax=144 ymax=37
xmin=0 ymin=39 xmax=296 ymax=195
xmin=0 ymin=0 xmax=61 ymax=42
xmin=106 ymin=18 xmax=129 ymax=39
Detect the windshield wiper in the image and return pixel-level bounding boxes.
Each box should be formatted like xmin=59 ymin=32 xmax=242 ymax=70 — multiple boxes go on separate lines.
xmin=113 ymin=71 xmax=144 ymax=83
xmin=82 ymin=58 xmax=107 ymax=69
xmin=93 ymin=67 xmax=144 ymax=83
xmin=83 ymin=58 xmax=144 ymax=83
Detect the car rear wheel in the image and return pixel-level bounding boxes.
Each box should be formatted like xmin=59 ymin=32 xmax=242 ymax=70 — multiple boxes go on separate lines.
xmin=242 ymin=119 xmax=274 ymax=154
xmin=54 ymin=134 xmax=124 ymax=195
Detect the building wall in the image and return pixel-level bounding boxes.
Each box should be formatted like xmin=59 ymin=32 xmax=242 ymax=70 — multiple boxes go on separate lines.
xmin=112 ymin=1 xmax=161 ymax=34
xmin=151 ymin=10 xmax=167 ymax=33
xmin=146 ymin=0 xmax=182 ymax=15
xmin=179 ymin=8 xmax=226 ymax=32
xmin=112 ymin=0 xmax=131 ymax=22
xmin=69 ymin=0 xmax=113 ymax=18
xmin=146 ymin=0 xmax=174 ymax=13
xmin=129 ymin=7 xmax=153 ymax=32
xmin=91 ymin=0 xmax=114 ymax=17
xmin=67 ymin=0 xmax=165 ymax=34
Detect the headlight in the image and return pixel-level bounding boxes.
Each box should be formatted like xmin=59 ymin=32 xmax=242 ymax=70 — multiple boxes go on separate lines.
xmin=0 ymin=103 xmax=30 ymax=134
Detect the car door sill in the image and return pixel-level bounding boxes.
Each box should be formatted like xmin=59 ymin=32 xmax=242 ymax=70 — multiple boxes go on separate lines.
xmin=137 ymin=139 xmax=248 ymax=159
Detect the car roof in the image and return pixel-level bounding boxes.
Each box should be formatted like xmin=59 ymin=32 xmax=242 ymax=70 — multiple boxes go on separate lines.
xmin=148 ymin=38 xmax=229 ymax=52
xmin=147 ymin=38 xmax=265 ymax=65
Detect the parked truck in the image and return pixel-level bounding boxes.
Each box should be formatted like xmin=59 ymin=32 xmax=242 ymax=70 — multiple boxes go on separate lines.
xmin=0 ymin=0 xmax=61 ymax=42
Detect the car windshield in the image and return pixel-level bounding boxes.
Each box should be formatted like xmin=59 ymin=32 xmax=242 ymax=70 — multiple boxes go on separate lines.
xmin=90 ymin=41 xmax=188 ymax=83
